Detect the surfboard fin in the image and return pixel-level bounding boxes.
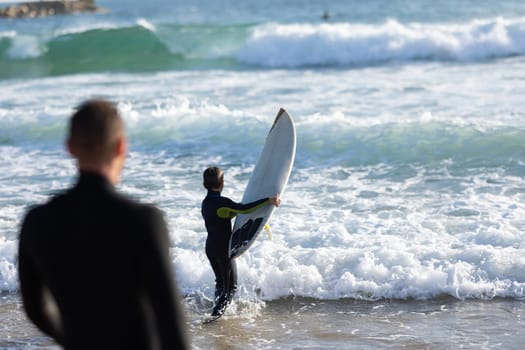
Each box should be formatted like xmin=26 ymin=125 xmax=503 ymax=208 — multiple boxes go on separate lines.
xmin=264 ymin=223 xmax=272 ymax=240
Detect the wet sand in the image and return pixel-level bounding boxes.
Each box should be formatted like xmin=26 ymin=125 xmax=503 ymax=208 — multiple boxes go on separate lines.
xmin=2 ymin=293 xmax=524 ymax=349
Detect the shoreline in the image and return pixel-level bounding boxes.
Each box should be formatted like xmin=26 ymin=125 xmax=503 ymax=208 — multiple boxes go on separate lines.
xmin=3 ymin=292 xmax=524 ymax=349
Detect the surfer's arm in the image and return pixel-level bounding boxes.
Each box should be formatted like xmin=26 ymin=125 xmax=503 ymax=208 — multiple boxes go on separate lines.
xmin=138 ymin=206 xmax=189 ymax=350
xmin=216 ymin=197 xmax=270 ymax=219
xmin=18 ymin=211 xmax=64 ymax=344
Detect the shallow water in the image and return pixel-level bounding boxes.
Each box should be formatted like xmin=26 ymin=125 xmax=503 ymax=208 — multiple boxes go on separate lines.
xmin=189 ymin=297 xmax=525 ymax=349
xmin=2 ymin=293 xmax=524 ymax=349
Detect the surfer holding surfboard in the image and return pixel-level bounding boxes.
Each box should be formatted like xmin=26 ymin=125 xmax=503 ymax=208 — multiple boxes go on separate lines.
xmin=201 ymin=109 xmax=296 ymax=322
xmin=201 ymin=166 xmax=280 ymax=319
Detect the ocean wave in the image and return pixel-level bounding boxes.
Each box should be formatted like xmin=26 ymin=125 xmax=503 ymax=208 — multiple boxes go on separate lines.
xmin=1 ymin=98 xmax=524 ymax=167
xmin=298 ymin=119 xmax=525 ymax=167
xmin=238 ymin=17 xmax=525 ymax=67
xmin=2 ymin=17 xmax=525 ymax=78
xmin=0 ymin=23 xmax=176 ymax=78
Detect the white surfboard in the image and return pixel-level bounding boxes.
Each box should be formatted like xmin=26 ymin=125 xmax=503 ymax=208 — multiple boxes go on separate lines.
xmin=229 ymin=109 xmax=296 ymax=258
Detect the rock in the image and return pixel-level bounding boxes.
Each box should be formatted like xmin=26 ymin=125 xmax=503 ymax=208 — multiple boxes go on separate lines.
xmin=0 ymin=0 xmax=102 ymax=19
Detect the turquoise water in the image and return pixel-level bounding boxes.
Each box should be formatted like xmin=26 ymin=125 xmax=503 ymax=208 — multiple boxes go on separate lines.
xmin=1 ymin=0 xmax=525 ymax=348
xmin=2 ymin=0 xmax=525 ymax=78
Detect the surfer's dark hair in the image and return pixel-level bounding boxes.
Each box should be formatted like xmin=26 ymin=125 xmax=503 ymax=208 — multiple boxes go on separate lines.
xmin=203 ymin=166 xmax=224 ymax=190
xmin=68 ymin=99 xmax=123 ymax=164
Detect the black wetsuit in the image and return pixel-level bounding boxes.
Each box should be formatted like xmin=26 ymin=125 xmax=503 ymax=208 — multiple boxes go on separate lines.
xmin=18 ymin=171 xmax=189 ymax=350
xmin=201 ymin=190 xmax=268 ymax=316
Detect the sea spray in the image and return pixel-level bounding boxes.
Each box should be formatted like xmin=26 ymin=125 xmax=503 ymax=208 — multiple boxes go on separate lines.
xmin=3 ymin=17 xmax=525 ymax=78
xmin=238 ymin=18 xmax=525 ymax=67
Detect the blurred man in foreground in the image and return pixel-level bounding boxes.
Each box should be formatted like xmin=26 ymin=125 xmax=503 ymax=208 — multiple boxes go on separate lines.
xmin=18 ymin=99 xmax=189 ymax=349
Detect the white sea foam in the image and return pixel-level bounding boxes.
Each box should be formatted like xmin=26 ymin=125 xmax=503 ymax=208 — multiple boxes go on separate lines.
xmin=136 ymin=18 xmax=156 ymax=32
xmin=0 ymin=30 xmax=15 ymax=38
xmin=1 ymin=62 xmax=524 ymax=301
xmin=238 ymin=18 xmax=525 ymax=67
xmin=15 ymin=138 xmax=514 ymax=302
xmin=115 ymin=152 xmax=525 ymax=301
xmin=50 ymin=22 xmax=121 ymax=36
xmin=6 ymin=33 xmax=45 ymax=59
xmin=0 ymin=238 xmax=17 ymax=292
xmin=1 ymin=143 xmax=524 ymax=301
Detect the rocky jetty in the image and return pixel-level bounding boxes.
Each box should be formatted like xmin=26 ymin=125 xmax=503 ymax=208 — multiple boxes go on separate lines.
xmin=0 ymin=0 xmax=100 ymax=19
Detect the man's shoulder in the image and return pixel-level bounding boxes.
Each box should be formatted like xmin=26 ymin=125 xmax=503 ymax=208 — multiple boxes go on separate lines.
xmin=112 ymin=196 xmax=168 ymax=243
xmin=23 ymin=191 xmax=65 ymax=219
xmin=22 ymin=203 xmax=47 ymax=223
xmin=109 ymin=191 xmax=166 ymax=225
xmin=114 ymin=191 xmax=161 ymax=212
xmin=20 ymin=197 xmax=58 ymax=237
xmin=27 ymin=188 xmax=163 ymax=222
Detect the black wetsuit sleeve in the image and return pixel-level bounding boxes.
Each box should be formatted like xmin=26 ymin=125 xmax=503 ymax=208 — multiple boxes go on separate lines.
xmin=138 ymin=207 xmax=189 ymax=350
xmin=216 ymin=197 xmax=270 ymax=219
xmin=18 ymin=209 xmax=64 ymax=345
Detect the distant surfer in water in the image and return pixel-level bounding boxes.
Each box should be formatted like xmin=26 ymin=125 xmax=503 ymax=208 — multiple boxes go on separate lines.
xmin=201 ymin=166 xmax=280 ymax=317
